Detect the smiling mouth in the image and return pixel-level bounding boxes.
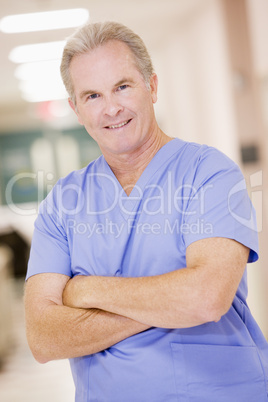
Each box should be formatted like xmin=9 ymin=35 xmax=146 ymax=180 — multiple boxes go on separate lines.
xmin=105 ymin=119 xmax=131 ymax=129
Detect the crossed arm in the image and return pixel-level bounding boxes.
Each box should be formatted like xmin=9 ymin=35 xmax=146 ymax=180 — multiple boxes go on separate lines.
xmin=24 ymin=237 xmax=249 ymax=363
xmin=24 ymin=274 xmax=149 ymax=363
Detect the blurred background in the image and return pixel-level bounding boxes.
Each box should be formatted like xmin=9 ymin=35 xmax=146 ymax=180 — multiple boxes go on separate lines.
xmin=0 ymin=0 xmax=267 ymax=400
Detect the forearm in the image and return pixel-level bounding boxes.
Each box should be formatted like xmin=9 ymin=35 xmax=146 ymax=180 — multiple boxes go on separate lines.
xmin=63 ymin=239 xmax=249 ymax=329
xmin=27 ymin=305 xmax=148 ymax=363
xmin=24 ymin=275 xmax=149 ymax=363
xmin=63 ymin=269 xmax=206 ymax=328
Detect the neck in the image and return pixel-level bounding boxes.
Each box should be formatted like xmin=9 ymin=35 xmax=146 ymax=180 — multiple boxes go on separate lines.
xmin=103 ymin=128 xmax=173 ymax=195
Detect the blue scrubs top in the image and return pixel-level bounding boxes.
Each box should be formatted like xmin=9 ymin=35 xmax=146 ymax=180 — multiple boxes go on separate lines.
xmin=27 ymin=139 xmax=268 ymax=402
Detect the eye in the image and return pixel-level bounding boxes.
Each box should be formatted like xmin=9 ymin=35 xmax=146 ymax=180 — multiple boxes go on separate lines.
xmin=88 ymin=93 xmax=99 ymax=100
xmin=117 ymin=84 xmax=128 ymax=91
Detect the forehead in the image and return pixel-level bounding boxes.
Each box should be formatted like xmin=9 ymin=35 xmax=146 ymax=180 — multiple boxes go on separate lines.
xmin=70 ymin=40 xmax=141 ymax=88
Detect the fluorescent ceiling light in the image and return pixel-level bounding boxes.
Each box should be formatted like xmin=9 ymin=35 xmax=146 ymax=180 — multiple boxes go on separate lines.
xmin=0 ymin=8 xmax=89 ymax=33
xmin=20 ymin=77 xmax=68 ymax=102
xmin=19 ymin=79 xmax=66 ymax=96
xmin=22 ymin=91 xmax=68 ymax=103
xmin=9 ymin=41 xmax=66 ymax=63
xmin=15 ymin=60 xmax=68 ymax=103
xmin=15 ymin=60 xmax=62 ymax=81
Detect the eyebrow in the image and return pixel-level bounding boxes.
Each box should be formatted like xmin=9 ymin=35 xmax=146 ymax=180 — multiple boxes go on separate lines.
xmin=79 ymin=89 xmax=97 ymax=101
xmin=114 ymin=78 xmax=135 ymax=87
xmin=78 ymin=78 xmax=136 ymax=101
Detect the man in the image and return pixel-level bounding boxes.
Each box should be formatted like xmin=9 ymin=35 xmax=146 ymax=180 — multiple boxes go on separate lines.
xmin=25 ymin=21 xmax=268 ymax=401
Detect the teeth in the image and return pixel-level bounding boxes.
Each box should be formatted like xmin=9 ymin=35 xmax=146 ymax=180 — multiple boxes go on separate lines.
xmin=108 ymin=120 xmax=129 ymax=129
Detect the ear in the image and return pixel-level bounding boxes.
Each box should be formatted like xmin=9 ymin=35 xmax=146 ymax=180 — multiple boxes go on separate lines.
xmin=149 ymin=73 xmax=158 ymax=104
xmin=68 ymin=98 xmax=84 ymax=125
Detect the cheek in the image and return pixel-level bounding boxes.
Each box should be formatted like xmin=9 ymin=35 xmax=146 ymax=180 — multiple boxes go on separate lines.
xmin=78 ymin=107 xmax=99 ymax=127
xmin=76 ymin=113 xmax=85 ymax=126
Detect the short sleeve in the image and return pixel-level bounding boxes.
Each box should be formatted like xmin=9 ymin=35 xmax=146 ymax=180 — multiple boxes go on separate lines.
xmin=182 ymin=147 xmax=258 ymax=263
xmin=26 ymin=184 xmax=72 ymax=280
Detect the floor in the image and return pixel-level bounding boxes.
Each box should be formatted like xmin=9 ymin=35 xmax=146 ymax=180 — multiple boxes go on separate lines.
xmin=0 ymin=279 xmax=75 ymax=402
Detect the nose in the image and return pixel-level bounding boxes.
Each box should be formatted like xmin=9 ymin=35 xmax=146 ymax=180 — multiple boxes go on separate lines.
xmin=103 ymin=94 xmax=123 ymax=117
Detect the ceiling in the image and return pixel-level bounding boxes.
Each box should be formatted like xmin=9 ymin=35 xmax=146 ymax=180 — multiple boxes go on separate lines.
xmin=0 ymin=0 xmax=202 ymax=132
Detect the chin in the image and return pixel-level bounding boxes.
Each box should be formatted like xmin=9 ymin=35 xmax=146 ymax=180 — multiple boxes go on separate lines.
xmin=106 ymin=137 xmax=140 ymax=155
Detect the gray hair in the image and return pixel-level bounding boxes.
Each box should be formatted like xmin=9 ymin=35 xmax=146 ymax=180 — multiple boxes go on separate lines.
xmin=60 ymin=21 xmax=154 ymax=103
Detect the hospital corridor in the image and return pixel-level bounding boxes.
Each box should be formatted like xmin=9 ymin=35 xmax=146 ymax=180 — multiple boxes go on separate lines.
xmin=1 ymin=0 xmax=268 ymax=400
xmin=0 ymin=277 xmax=75 ymax=401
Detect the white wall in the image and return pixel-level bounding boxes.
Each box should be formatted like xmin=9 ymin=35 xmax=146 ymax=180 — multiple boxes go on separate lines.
xmin=245 ymin=0 xmax=268 ymax=337
xmin=153 ymin=0 xmax=268 ymax=337
xmin=154 ymin=0 xmax=240 ymax=162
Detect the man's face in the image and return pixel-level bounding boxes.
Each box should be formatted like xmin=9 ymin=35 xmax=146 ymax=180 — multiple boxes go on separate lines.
xmin=69 ymin=40 xmax=158 ymax=157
